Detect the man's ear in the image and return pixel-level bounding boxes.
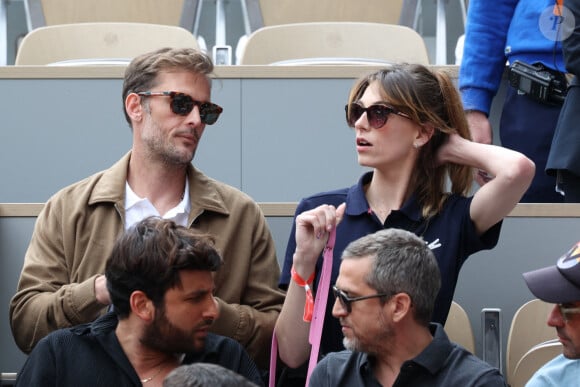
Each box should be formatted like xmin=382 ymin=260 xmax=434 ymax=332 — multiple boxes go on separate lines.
xmin=390 ymin=293 xmax=413 ymax=323
xmin=125 ymin=93 xmax=144 ymax=123
xmin=129 ymin=290 xmax=155 ymax=322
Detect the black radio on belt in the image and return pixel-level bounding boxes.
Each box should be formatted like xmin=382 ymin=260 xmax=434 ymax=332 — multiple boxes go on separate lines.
xmin=508 ymin=60 xmax=567 ymax=105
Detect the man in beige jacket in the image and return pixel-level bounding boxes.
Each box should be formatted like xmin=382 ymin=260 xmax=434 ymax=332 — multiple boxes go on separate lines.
xmin=9 ymin=47 xmax=284 ymax=370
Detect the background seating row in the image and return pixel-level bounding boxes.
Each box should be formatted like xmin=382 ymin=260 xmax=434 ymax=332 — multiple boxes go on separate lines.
xmin=1 ymin=0 xmax=469 ymax=65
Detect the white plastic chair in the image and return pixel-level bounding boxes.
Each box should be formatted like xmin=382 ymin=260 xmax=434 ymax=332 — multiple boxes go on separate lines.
xmin=24 ymin=0 xmax=198 ymax=31
xmin=506 ymin=299 xmax=557 ymax=385
xmin=15 ymin=22 xmax=200 ymax=65
xmin=237 ymin=22 xmax=429 ymax=65
xmin=510 ymin=340 xmax=562 ymax=387
xmin=443 ymin=301 xmax=476 ymax=354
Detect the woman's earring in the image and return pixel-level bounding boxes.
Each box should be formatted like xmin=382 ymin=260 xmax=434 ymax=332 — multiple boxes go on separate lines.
xmin=413 ymin=143 xmax=420 ymax=149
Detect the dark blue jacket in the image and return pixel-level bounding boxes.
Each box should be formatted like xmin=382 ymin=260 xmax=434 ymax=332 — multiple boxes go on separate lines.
xmin=547 ymin=0 xmax=580 ymax=176
xmin=15 ymin=312 xmax=264 ymax=387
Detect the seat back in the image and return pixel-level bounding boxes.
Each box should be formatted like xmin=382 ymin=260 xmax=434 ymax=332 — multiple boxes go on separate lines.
xmin=15 ymin=22 xmax=200 ymax=65
xmin=510 ymin=340 xmax=563 ymax=387
xmin=506 ymin=299 xmax=557 ymax=384
xmin=238 ymin=22 xmax=429 ymax=65
xmin=254 ymin=0 xmax=404 ymax=27
xmin=443 ymin=301 xmax=476 ymax=354
xmin=24 ymin=0 xmax=197 ymax=31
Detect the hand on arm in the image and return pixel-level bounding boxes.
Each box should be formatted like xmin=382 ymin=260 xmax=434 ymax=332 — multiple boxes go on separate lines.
xmin=94 ymin=275 xmax=111 ymax=305
xmin=275 ymin=203 xmax=345 ymax=368
xmin=437 ymin=133 xmax=535 ymax=234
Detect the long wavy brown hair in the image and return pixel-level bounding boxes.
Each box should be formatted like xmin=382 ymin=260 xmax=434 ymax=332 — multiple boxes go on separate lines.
xmin=347 ymin=63 xmax=473 ymax=218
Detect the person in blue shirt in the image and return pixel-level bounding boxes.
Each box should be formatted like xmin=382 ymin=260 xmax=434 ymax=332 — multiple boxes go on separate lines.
xmin=273 ymin=63 xmax=535 ymax=382
xmin=523 ymin=240 xmax=580 ymax=386
xmin=459 ymin=0 xmax=567 ymax=202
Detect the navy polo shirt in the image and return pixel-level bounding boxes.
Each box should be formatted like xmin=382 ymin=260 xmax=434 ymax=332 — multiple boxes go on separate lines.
xmin=280 ymin=171 xmax=502 ymax=356
xmin=309 ymin=323 xmax=507 ymax=386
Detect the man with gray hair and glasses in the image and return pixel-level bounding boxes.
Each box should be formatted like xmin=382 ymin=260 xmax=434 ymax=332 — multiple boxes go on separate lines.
xmin=309 ymin=228 xmax=506 ymax=386
xmin=523 ymin=241 xmax=580 ymax=386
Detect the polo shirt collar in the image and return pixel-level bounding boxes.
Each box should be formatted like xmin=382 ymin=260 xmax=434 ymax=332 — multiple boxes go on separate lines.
xmin=356 ymin=351 xmax=375 ymax=380
xmin=345 ymin=171 xmax=423 ymax=222
xmin=405 ymin=323 xmax=454 ymax=375
xmin=358 ymin=323 xmax=453 ymax=380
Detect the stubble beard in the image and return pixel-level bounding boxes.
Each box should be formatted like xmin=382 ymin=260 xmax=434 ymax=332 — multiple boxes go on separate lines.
xmin=144 ymin=119 xmax=197 ymax=167
xmin=342 ymin=313 xmax=393 ymax=356
xmin=141 ymin=308 xmax=208 ymax=354
xmin=562 ymin=343 xmax=580 ymax=359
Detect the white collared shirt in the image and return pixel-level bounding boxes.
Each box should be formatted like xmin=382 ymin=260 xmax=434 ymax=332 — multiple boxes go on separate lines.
xmin=124 ymin=179 xmax=191 ymax=230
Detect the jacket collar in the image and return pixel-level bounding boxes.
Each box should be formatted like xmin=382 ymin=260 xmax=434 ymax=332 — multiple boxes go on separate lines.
xmin=88 ymin=151 xmax=131 ymax=206
xmin=186 ymin=166 xmax=230 ymax=219
xmin=88 ymin=151 xmax=230 ymax=219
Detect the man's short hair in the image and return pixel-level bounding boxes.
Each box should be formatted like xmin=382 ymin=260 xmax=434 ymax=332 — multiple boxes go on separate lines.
xmin=341 ymin=228 xmax=441 ymax=325
xmin=121 ymin=47 xmax=215 ymax=125
xmin=163 ymin=363 xmax=258 ymax=387
xmin=105 ymin=217 xmax=222 ymax=318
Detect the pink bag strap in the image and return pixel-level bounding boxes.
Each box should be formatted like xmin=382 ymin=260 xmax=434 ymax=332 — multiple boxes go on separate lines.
xmin=268 ymin=228 xmax=336 ymax=387
xmin=269 ymin=327 xmax=278 ymax=387
xmin=306 ymin=227 xmax=336 ymax=386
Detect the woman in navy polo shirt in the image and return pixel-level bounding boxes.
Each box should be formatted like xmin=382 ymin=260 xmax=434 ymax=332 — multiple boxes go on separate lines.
xmin=274 ymin=64 xmax=535 ymax=374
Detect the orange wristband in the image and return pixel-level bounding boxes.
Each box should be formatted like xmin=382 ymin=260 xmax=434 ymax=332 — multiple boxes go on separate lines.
xmin=291 ymin=266 xmax=315 ymax=322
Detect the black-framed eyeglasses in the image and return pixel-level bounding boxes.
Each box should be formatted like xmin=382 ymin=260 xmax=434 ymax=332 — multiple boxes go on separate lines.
xmin=558 ymin=304 xmax=580 ymax=322
xmin=345 ymin=103 xmax=411 ymax=129
xmin=137 ymin=91 xmax=223 ymax=125
xmin=332 ymin=285 xmax=390 ymax=313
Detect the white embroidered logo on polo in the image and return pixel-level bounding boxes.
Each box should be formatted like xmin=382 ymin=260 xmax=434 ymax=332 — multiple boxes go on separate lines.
xmin=427 ymin=238 xmax=441 ymax=250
